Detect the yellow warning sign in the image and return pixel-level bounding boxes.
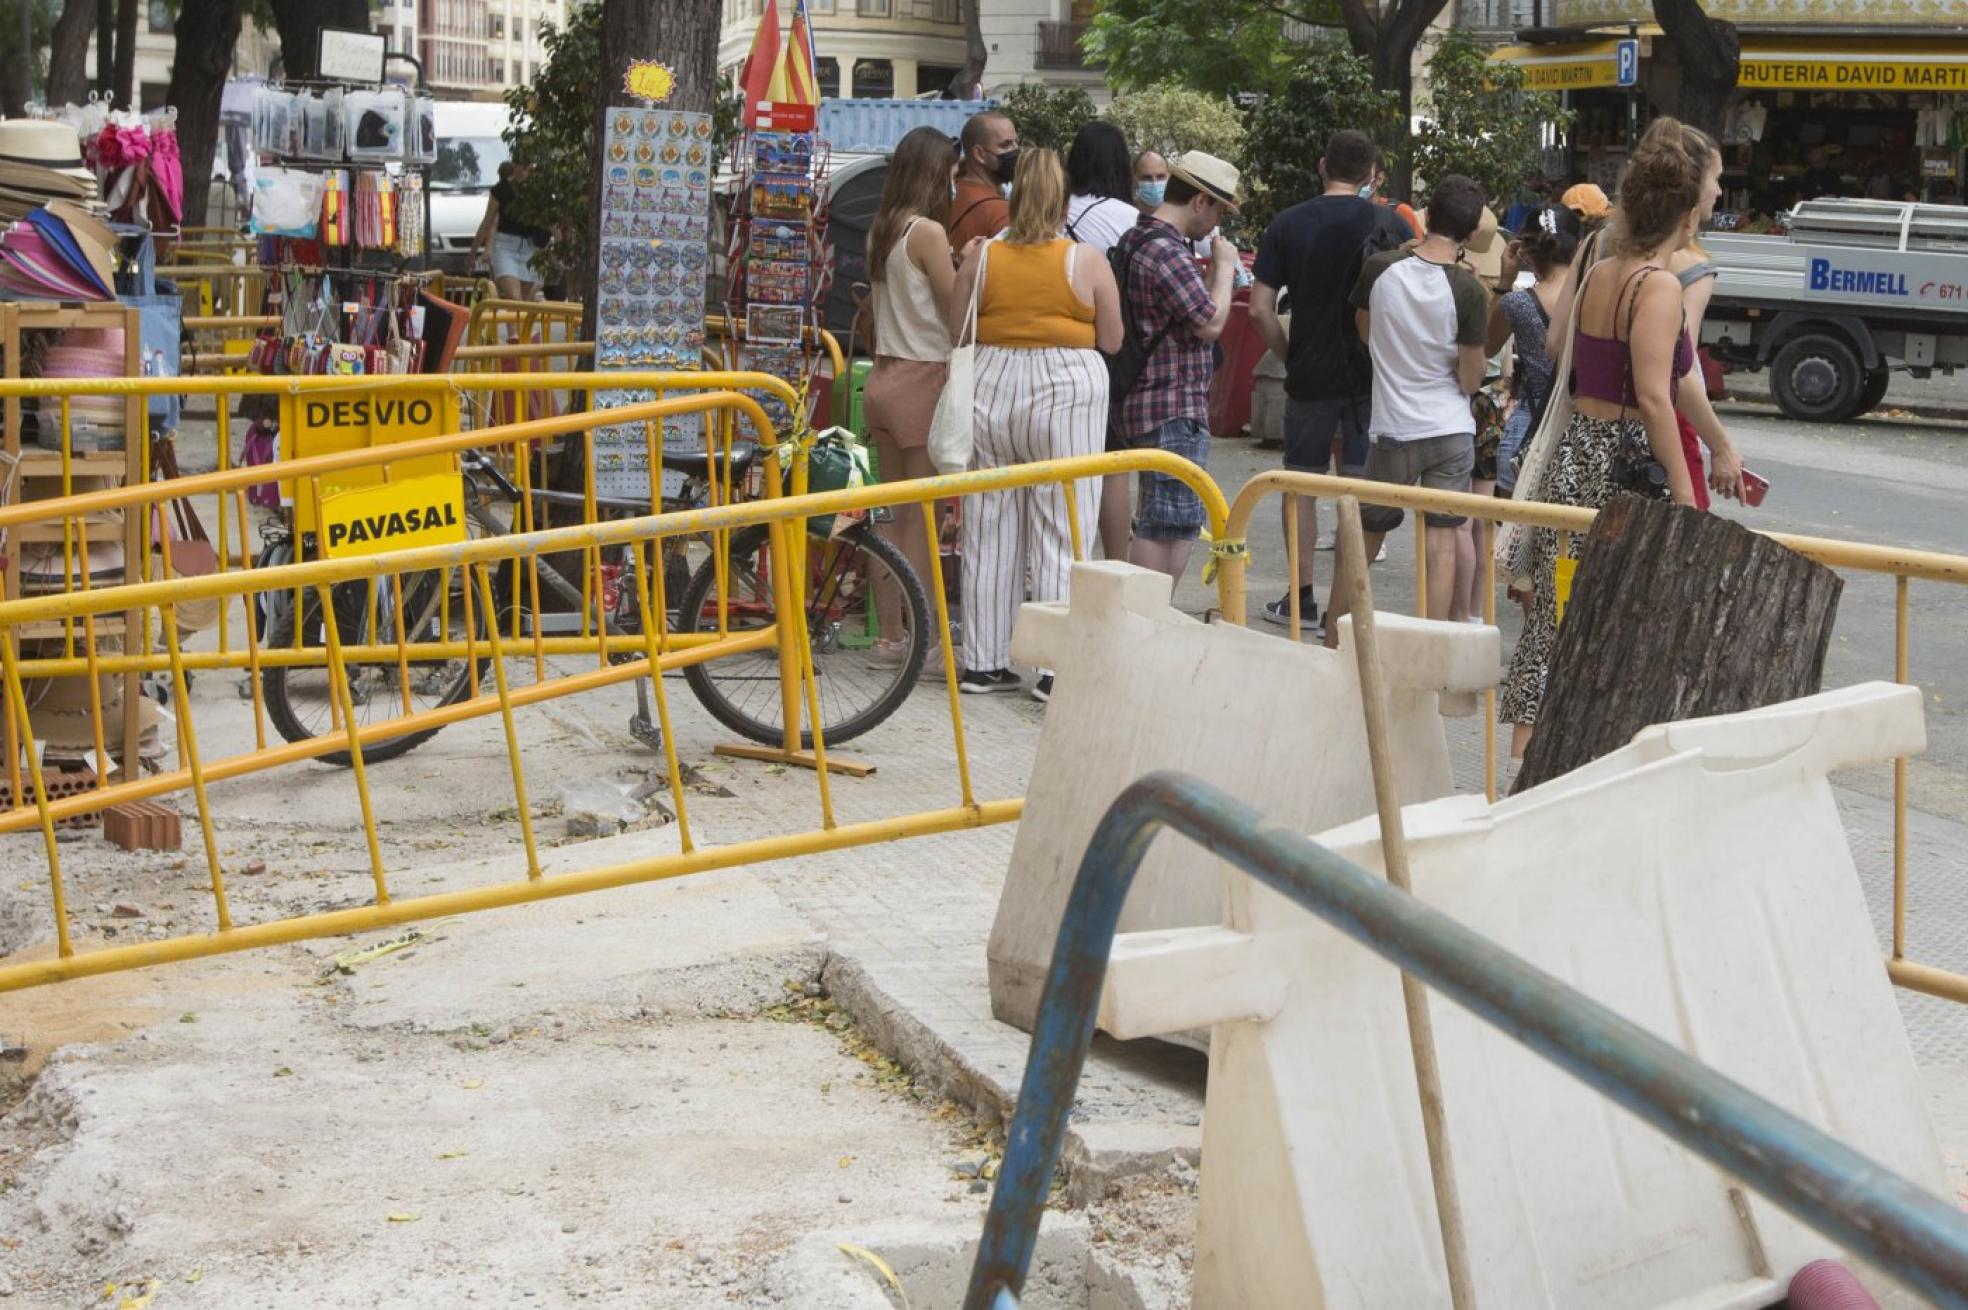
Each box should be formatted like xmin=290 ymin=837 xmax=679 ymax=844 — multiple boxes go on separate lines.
xmin=280 ymin=384 xmax=461 ymax=534
xmin=319 ymin=473 xmax=469 ymax=560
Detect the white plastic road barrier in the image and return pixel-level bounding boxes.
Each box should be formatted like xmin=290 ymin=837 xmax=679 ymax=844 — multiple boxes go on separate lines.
xmin=1099 ymin=680 xmax=1948 ymax=1309
xmin=987 ymin=562 xmax=1499 ymax=1033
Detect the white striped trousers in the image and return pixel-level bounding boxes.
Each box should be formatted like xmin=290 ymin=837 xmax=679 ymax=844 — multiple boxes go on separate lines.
xmin=960 ymin=344 xmax=1108 ymax=674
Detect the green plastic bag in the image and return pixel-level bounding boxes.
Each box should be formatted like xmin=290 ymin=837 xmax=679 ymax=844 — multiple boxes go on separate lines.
xmin=800 ymin=426 xmax=873 ymax=538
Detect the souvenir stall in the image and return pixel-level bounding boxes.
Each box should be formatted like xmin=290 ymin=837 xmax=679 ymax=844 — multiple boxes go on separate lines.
xmin=723 ymin=123 xmax=830 ymax=437
xmin=0 ymin=112 xmax=176 ymax=815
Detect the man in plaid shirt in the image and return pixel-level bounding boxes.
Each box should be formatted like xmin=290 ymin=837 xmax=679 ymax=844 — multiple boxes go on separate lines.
xmin=1109 ymin=151 xmax=1242 ymax=579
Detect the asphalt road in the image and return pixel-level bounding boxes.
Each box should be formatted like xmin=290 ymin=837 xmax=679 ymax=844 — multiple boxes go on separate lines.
xmin=1171 ymin=402 xmax=1968 ymax=821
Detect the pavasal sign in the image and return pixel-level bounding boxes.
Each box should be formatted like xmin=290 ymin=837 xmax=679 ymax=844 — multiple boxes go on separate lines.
xmin=320 ymin=472 xmax=470 ymax=559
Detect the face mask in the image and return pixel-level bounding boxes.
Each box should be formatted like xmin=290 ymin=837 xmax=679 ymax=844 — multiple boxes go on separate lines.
xmin=1136 ymin=180 xmax=1166 ymax=207
xmin=994 ymin=147 xmax=1020 ymax=184
xmin=1357 ymin=182 xmax=1375 ymax=199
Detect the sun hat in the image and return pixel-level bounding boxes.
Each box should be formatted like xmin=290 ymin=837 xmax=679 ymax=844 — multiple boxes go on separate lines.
xmin=0 ymin=120 xmax=96 ymax=184
xmin=1166 ymin=151 xmax=1242 ymax=214
xmin=1460 ymin=206 xmax=1506 ymax=281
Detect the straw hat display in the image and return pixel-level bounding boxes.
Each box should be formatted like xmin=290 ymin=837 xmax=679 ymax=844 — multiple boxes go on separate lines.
xmin=0 ymin=120 xmax=101 ymax=219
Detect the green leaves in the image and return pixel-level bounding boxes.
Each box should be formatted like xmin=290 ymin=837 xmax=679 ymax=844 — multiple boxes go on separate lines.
xmin=1084 ymin=0 xmax=1345 ymax=98
xmin=503 ymin=5 xmax=603 ymax=288
xmin=999 ymin=84 xmax=1099 ymax=156
xmin=1410 ymin=29 xmax=1573 ymax=212
xmin=1242 ymin=39 xmax=1399 ymax=233
xmin=1105 ymin=86 xmax=1246 ymax=165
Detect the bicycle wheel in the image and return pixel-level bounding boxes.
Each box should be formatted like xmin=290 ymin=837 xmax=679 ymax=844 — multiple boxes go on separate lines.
xmin=262 ymin=566 xmax=487 ymax=766
xmin=677 ymin=523 xmax=930 ymax=747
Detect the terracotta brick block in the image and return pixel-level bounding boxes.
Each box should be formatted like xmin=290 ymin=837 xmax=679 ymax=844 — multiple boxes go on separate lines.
xmin=102 ymin=800 xmax=182 ymax=852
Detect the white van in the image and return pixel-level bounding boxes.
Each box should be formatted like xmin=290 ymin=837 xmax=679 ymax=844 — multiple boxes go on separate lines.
xmin=429 ymin=100 xmax=516 ymax=274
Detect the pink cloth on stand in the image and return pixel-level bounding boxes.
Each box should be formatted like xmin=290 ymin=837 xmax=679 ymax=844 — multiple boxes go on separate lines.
xmin=149 ymin=127 xmax=183 ymax=227
xmin=1788 ymin=1260 xmax=1882 ymax=1310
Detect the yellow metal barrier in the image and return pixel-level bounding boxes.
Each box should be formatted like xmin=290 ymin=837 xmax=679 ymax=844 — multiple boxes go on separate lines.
xmin=1219 ymin=470 xmax=1968 ymax=1008
xmin=0 ymin=437 xmax=1225 ymax=992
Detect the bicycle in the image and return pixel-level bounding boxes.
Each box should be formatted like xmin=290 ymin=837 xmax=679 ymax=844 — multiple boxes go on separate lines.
xmin=254 ymin=433 xmax=931 ymax=765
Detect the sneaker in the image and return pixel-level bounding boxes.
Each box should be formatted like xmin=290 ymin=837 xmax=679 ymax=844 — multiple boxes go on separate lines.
xmin=1374 ymin=541 xmax=1388 ymax=563
xmin=959 ymin=668 xmax=1022 ymax=695
xmin=1260 ymin=589 xmax=1320 ymax=629
xmin=866 ymin=638 xmax=913 ymax=668
xmin=1031 ymin=673 xmax=1054 ymax=703
xmin=1315 ymin=532 xmax=1337 ymax=552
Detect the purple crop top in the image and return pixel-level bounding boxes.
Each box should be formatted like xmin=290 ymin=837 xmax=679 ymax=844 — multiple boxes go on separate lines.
xmin=1570 ymin=264 xmax=1695 ymax=409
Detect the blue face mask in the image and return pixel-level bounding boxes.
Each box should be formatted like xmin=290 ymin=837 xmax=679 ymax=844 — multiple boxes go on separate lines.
xmin=1358 ymin=182 xmax=1375 ymax=199
xmin=1136 ymin=180 xmax=1166 ymax=207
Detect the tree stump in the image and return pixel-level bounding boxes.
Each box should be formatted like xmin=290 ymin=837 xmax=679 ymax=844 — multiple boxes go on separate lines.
xmin=1514 ymin=497 xmax=1843 ymax=793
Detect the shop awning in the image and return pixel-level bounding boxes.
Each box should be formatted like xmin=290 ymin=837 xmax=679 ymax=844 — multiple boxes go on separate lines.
xmin=1489 ymin=40 xmax=1630 ymax=92
xmin=1738 ymin=37 xmax=1968 ymax=92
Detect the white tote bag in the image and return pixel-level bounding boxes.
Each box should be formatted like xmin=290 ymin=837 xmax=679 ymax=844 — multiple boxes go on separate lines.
xmin=1494 ymin=228 xmax=1606 ymax=586
xmin=928 ymin=242 xmax=988 ymax=475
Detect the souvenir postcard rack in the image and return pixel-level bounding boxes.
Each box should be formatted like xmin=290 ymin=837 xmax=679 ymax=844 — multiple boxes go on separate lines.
xmin=723 ymin=125 xmax=832 ymax=436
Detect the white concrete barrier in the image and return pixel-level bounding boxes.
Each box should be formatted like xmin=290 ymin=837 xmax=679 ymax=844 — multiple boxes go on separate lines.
xmin=986 ymin=562 xmax=1499 ymax=1033
xmin=1099 ymin=680 xmax=1947 ymax=1309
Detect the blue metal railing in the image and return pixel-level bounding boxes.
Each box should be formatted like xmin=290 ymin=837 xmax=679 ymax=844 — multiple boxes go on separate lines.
xmin=962 ymin=771 xmax=1968 ymax=1310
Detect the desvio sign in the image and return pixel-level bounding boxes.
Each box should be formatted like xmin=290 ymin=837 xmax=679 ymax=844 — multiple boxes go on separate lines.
xmin=280 ymin=383 xmax=462 ymax=535
xmin=1803 ymin=247 xmax=1968 ymax=309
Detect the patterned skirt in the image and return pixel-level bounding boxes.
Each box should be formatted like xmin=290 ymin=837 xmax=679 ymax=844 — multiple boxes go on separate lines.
xmin=1498 ymin=412 xmax=1646 ymax=727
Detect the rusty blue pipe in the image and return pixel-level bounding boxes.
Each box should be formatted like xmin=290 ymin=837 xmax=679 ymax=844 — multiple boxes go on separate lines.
xmin=963 ymin=770 xmax=1968 ymax=1310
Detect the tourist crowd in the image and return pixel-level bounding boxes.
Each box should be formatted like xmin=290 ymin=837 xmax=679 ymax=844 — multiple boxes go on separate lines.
xmin=861 ymin=109 xmax=1745 ymax=776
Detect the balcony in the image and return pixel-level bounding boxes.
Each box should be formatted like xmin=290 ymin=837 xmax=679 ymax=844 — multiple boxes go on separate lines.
xmin=1035 ymin=21 xmax=1102 ymax=71
xmin=1455 ymin=0 xmax=1544 ymax=31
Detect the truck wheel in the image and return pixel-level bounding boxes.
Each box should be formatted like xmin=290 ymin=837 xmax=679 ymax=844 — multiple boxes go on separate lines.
xmin=1771 ymin=334 xmax=1863 ymax=423
xmin=1857 ymin=369 xmax=1890 ymax=416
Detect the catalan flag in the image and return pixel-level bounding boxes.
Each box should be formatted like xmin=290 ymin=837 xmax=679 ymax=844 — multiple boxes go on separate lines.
xmin=787 ymin=0 xmax=819 ymax=105
xmin=740 ymin=0 xmax=783 ymax=125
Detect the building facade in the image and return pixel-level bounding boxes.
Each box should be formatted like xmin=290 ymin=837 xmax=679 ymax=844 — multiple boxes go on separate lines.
xmin=715 ymin=0 xmax=1106 ymax=103
xmin=378 ymin=0 xmax=571 ymax=99
xmin=81 ymin=1 xmax=279 ymax=109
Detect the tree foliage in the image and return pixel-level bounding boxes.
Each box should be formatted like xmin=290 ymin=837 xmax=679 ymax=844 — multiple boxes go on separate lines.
xmin=1241 ymin=39 xmax=1398 ymax=234
xmin=503 ymin=5 xmax=604 ymax=287
xmin=1409 ymin=29 xmax=1571 ymax=211
xmin=1084 ymin=0 xmax=1342 ymax=98
xmin=999 ymin=83 xmax=1098 ymax=156
xmin=1105 ymin=86 xmax=1246 ymax=165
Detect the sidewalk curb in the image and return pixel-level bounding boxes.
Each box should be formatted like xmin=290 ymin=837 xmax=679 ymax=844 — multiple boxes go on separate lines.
xmin=1721 ymin=395 xmax=1968 ymax=427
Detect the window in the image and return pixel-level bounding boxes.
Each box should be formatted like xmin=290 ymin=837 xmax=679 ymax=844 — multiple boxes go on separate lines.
xmin=919 ymin=63 xmax=963 ymax=94
xmin=491 ymin=60 xmax=506 ymax=83
xmin=855 ymin=0 xmax=891 ymax=15
xmin=147 ymin=0 xmax=172 ymax=34
xmin=490 ymin=12 xmax=505 ymax=38
xmin=851 ymin=58 xmax=892 ymax=98
xmin=815 ymin=57 xmax=840 ymax=99
xmin=811 ymin=0 xmax=835 ymax=11
xmin=139 ymin=80 xmax=169 ymax=111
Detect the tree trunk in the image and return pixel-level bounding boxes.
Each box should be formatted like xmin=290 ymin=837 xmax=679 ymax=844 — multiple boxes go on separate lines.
xmin=585 ymin=0 xmax=720 ymax=344
xmin=112 ymin=0 xmax=137 ymax=108
xmin=1515 ymin=498 xmax=1843 ymax=793
xmin=167 ymin=0 xmax=244 ymax=230
xmin=1654 ymin=0 xmax=1740 ymax=137
xmin=950 ymin=0 xmax=987 ymax=98
xmin=94 ymin=0 xmax=111 ymax=96
xmin=47 ymin=0 xmax=94 ymax=106
xmin=266 ymin=0 xmax=372 ymax=81
xmin=1337 ymin=0 xmax=1448 ymax=197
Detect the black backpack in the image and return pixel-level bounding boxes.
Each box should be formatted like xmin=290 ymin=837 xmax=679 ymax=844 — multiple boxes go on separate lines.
xmin=1106 ymin=225 xmax=1185 ymax=402
xmin=1339 ymin=206 xmax=1413 ymax=390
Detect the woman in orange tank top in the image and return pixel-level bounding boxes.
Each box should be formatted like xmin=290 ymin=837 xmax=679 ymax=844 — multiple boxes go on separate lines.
xmin=947 ymin=148 xmax=1122 ymax=699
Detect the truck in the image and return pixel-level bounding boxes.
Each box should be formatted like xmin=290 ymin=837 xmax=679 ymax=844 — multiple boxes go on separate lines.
xmin=1701 ymin=198 xmax=1968 ymax=423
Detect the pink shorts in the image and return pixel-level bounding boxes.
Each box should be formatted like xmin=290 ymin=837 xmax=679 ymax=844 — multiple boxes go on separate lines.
xmin=864 ymin=356 xmax=949 ymax=451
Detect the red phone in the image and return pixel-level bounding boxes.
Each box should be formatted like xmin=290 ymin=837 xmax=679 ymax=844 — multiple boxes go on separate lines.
xmin=1741 ymin=468 xmax=1769 ymax=507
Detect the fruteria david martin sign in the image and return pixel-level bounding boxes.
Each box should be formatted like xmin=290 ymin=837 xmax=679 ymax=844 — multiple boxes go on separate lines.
xmin=319 ymin=472 xmax=469 ymax=559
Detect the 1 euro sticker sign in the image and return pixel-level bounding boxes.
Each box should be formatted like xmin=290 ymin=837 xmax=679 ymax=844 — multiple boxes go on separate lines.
xmin=320 ymin=473 xmax=469 ymax=559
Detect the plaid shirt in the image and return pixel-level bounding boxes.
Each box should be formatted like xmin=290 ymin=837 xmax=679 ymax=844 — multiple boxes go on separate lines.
xmin=1113 ymin=216 xmax=1220 ymax=443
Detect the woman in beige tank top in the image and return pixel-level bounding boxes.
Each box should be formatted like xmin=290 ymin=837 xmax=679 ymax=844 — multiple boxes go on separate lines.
xmin=864 ymin=127 xmax=962 ymax=659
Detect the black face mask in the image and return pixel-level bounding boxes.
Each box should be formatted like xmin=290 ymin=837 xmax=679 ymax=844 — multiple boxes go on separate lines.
xmin=993 ymin=147 xmax=1020 ymax=184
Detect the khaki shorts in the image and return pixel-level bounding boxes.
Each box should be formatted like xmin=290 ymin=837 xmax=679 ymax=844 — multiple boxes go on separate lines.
xmin=1359 ymin=433 xmax=1476 ymax=532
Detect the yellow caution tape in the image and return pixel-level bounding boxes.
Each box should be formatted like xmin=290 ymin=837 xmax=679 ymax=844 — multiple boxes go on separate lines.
xmin=837 ymin=1243 xmax=909 ymax=1308
xmin=1200 ymin=535 xmax=1249 ymax=586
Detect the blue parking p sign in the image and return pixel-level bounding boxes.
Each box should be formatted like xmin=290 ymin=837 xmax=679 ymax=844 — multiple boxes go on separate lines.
xmin=1616 ymin=38 xmax=1639 ymax=87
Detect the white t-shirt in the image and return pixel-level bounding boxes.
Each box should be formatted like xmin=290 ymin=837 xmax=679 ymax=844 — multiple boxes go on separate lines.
xmin=1350 ymin=249 xmax=1489 ymax=442
xmin=1065 ymin=194 xmax=1139 ymax=251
